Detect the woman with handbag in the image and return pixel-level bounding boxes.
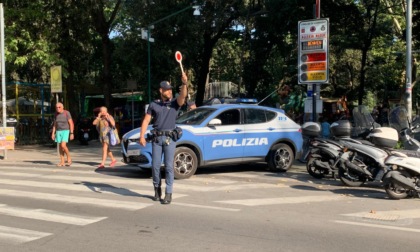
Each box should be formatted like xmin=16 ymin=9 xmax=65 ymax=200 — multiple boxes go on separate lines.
xmin=92 ymin=106 xmax=117 ymax=168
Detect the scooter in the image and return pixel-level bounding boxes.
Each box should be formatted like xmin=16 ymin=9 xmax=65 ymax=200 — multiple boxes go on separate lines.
xmin=77 ymin=117 xmax=91 ymax=145
xmin=381 ymin=106 xmax=420 ymax=199
xmin=388 ymin=105 xmax=420 ymax=151
xmin=330 ymin=107 xmax=416 ymax=187
xmin=302 ymin=122 xmax=345 ymax=179
xmin=332 ymin=122 xmax=393 ymax=187
xmin=382 ymin=154 xmax=420 ymax=199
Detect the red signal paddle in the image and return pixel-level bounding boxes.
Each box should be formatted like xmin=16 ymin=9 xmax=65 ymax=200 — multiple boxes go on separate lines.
xmin=175 ymin=51 xmax=184 ymax=74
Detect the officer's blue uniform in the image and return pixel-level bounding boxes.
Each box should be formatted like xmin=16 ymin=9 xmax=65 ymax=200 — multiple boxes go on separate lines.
xmin=147 ymin=98 xmax=181 ymax=194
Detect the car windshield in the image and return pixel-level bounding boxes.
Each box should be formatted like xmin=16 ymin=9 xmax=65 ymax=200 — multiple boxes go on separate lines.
xmin=176 ymin=107 xmax=216 ymax=125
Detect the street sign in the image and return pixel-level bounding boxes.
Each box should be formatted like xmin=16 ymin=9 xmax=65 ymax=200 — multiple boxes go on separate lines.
xmin=304 ymin=98 xmax=323 ymax=113
xmin=50 ymin=66 xmax=62 ymax=93
xmin=298 ymin=18 xmax=329 ymax=84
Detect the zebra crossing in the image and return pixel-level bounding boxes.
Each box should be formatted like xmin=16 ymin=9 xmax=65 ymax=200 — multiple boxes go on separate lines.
xmin=0 ymin=165 xmax=156 ymax=245
xmin=1 ymin=163 xmax=419 ymax=245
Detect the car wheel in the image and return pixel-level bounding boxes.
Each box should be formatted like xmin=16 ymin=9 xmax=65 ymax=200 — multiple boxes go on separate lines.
xmin=268 ymin=143 xmax=294 ymax=172
xmin=174 ymin=147 xmax=198 ymax=179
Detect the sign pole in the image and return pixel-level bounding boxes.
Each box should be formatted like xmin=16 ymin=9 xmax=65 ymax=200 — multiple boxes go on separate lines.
xmin=406 ymin=0 xmax=412 ymax=120
xmin=313 ymin=0 xmax=320 ymax=123
xmin=0 ymin=4 xmax=7 ymax=159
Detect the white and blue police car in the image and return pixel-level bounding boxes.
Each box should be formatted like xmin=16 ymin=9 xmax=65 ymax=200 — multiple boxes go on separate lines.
xmin=121 ymin=103 xmax=303 ymax=179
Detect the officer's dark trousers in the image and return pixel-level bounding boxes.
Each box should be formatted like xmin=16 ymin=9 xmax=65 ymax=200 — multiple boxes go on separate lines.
xmin=151 ymin=135 xmax=175 ymax=194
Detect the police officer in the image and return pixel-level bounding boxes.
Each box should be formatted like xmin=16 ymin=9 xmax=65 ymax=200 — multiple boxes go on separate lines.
xmin=139 ymin=73 xmax=188 ymax=204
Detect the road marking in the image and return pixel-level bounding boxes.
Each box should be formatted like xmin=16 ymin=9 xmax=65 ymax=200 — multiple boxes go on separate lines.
xmin=0 ymin=189 xmax=152 ymax=211
xmin=0 ymin=166 xmax=240 ymax=185
xmin=0 ymin=225 xmax=51 ymax=245
xmin=0 ymin=165 xmax=137 ymax=177
xmin=334 ymin=220 xmax=420 ymax=233
xmin=0 ymin=171 xmax=281 ymax=192
xmin=216 ymin=195 xmax=346 ymax=206
xmin=172 ymin=202 xmax=240 ymax=212
xmin=0 ymin=204 xmax=106 ymax=225
xmin=342 ymin=209 xmax=420 ymax=220
xmin=211 ymin=172 xmax=269 ymax=179
xmin=0 ymin=178 xmax=187 ymax=199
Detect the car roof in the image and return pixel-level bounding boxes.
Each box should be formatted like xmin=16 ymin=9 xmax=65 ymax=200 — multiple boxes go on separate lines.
xmin=200 ymin=103 xmax=285 ymax=113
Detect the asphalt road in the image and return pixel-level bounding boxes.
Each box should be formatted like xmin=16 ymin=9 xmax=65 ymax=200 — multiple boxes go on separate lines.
xmin=0 ymin=142 xmax=419 ymax=251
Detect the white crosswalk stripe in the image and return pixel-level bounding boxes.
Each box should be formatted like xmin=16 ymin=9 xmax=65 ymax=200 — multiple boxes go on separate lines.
xmin=0 ymin=225 xmax=52 ymax=245
xmin=0 ymin=188 xmax=152 ymax=210
xmin=0 ymin=204 xmax=107 ymax=225
xmin=216 ymin=195 xmax=347 ymax=206
xmin=0 ymin=169 xmax=286 ymax=192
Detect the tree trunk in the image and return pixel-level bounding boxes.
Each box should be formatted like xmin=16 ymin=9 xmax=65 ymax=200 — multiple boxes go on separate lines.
xmin=358 ymin=49 xmax=368 ymax=105
xmin=101 ymin=35 xmax=113 ymax=109
xmin=195 ymin=33 xmax=215 ymax=107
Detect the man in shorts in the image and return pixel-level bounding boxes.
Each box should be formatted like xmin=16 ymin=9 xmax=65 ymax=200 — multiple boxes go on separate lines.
xmin=51 ymin=102 xmax=74 ymax=166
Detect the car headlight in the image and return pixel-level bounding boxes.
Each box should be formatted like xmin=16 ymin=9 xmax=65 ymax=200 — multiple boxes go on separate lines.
xmin=128 ymin=138 xmax=139 ymax=143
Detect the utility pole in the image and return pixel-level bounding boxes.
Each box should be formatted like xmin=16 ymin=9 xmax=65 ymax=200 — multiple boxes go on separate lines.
xmin=405 ymin=0 xmax=413 ymax=119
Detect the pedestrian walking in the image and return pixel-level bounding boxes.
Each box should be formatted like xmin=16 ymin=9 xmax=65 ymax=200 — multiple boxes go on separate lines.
xmin=139 ymin=72 xmax=188 ymax=204
xmin=92 ymin=106 xmax=117 ymax=168
xmin=51 ymin=102 xmax=74 ymax=166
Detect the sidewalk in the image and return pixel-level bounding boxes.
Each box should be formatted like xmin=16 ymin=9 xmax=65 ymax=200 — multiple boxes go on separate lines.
xmin=0 ymin=140 xmax=124 ymax=168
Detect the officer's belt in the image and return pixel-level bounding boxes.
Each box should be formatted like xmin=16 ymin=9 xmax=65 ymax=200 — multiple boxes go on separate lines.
xmin=154 ymin=130 xmax=173 ymax=136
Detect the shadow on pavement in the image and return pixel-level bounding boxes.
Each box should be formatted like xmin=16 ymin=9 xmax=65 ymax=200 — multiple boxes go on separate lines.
xmin=94 ymin=166 xmax=152 ymax=180
xmin=24 ymin=160 xmax=55 ymax=165
xmin=76 ymin=181 xmax=154 ymax=200
xmin=194 ymin=163 xmax=271 ymax=176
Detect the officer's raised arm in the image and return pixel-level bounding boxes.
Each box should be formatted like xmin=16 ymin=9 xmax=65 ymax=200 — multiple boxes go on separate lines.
xmin=177 ymin=72 xmax=188 ymax=107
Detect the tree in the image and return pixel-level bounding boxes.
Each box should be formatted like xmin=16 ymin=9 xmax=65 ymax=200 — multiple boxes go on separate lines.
xmin=87 ymin=0 xmax=122 ymax=109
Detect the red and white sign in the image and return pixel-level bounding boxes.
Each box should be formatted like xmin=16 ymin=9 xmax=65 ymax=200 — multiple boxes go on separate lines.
xmin=175 ymin=51 xmax=184 ymax=74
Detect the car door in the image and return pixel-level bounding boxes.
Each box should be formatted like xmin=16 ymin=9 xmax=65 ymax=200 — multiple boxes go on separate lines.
xmin=242 ymin=108 xmax=277 ymax=158
xmin=203 ymin=108 xmax=244 ymax=162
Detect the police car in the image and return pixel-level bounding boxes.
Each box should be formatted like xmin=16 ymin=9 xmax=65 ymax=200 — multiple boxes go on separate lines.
xmin=121 ymin=103 xmax=303 ymax=179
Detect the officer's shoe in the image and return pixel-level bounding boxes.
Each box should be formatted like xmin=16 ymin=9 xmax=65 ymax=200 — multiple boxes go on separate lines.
xmin=162 ymin=193 xmax=172 ymax=204
xmin=153 ymin=187 xmax=162 ymax=201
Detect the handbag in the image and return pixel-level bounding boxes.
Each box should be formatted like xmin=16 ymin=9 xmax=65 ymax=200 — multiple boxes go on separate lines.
xmin=109 ymin=127 xmax=120 ymax=146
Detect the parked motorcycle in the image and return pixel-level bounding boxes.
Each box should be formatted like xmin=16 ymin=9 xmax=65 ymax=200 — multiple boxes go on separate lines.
xmin=303 ymin=116 xmax=388 ymax=187
xmin=77 ymin=117 xmax=91 ymax=145
xmin=302 ymin=122 xmax=345 ymax=179
xmin=331 ymin=120 xmax=394 ymax=187
xmin=388 ymin=105 xmax=420 ymax=151
xmin=382 ymin=154 xmax=420 ymax=199
xmin=381 ymin=106 xmax=420 ymax=199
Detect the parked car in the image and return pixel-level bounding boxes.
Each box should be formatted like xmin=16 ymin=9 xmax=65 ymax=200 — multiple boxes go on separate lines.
xmin=121 ymin=104 xmax=303 ymax=179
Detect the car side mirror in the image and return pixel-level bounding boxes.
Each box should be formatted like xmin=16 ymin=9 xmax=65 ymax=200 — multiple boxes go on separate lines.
xmin=208 ymin=118 xmax=222 ymax=126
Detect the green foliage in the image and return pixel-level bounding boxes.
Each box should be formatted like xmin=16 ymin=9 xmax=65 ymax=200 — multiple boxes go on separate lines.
xmin=3 ymin=0 xmax=419 ymax=115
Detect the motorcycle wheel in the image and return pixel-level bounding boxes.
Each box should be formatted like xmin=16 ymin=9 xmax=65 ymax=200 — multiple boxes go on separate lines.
xmin=384 ymin=182 xmax=408 ymax=200
xmin=384 ymin=171 xmax=410 ymax=200
xmin=306 ymin=156 xmax=328 ymax=179
xmin=338 ymin=159 xmax=366 ymax=187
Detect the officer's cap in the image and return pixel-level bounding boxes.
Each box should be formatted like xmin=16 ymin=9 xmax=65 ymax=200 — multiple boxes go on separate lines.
xmin=160 ymin=81 xmax=172 ymax=90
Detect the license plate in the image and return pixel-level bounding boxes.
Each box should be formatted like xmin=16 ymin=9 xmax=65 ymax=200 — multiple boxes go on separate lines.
xmin=127 ymin=149 xmax=140 ymax=156
xmin=84 ymin=133 xmax=89 ymax=139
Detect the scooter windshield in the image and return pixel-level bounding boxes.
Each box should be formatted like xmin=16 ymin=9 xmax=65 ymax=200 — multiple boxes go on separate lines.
xmin=352 ymin=105 xmax=377 ymax=128
xmin=388 ymin=106 xmax=409 ymax=132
